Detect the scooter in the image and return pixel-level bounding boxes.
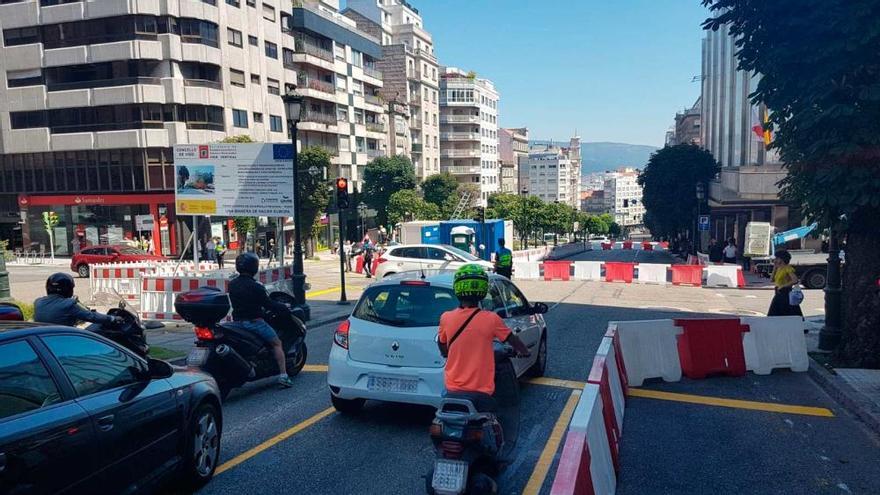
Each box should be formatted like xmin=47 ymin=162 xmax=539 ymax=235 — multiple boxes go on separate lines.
xmin=84 ymin=293 xmax=152 ymax=358
xmin=174 ymin=287 xmax=308 ymax=400
xmin=427 ymin=344 xmax=520 ymax=495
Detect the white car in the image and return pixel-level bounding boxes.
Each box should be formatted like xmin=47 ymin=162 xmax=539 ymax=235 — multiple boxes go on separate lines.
xmin=373 ymin=244 xmax=495 ymax=279
xmin=327 ymin=271 xmax=549 ymax=412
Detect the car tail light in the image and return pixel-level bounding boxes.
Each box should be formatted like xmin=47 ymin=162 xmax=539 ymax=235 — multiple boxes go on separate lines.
xmin=429 ymin=421 xmax=443 ymax=438
xmin=440 ymin=441 xmax=464 ymax=459
xmin=194 ymin=326 xmax=214 ymax=340
xmin=334 ymin=319 xmax=350 ymax=349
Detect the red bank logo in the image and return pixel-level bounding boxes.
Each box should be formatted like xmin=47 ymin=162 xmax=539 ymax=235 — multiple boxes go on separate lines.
xmin=198 ymin=145 xmax=210 ymax=159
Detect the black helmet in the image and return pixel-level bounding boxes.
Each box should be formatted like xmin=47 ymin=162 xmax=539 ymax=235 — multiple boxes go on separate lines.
xmin=235 ymin=252 xmax=260 ymax=276
xmin=47 ymin=272 xmax=75 ymax=298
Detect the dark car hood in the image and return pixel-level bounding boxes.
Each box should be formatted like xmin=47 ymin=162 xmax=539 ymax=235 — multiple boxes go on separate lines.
xmin=165 ymin=366 xmax=216 ymax=388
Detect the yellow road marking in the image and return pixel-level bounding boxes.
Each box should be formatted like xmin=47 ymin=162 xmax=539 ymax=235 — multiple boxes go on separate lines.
xmin=523 ymin=389 xmax=582 ymax=495
xmin=302 ymin=364 xmax=329 ymax=372
xmin=308 ymin=286 xmax=357 ymax=297
xmin=215 ymin=407 xmax=335 ymax=475
xmin=627 ymin=388 xmax=835 ymax=417
xmin=526 ymin=377 xmax=587 ymax=390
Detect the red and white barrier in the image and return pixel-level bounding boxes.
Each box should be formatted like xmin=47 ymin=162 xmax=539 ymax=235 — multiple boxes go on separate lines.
xmin=513 ymin=260 xmax=541 ymax=279
xmin=89 ymin=262 xmax=155 ymax=301
xmin=604 ymin=262 xmax=635 ymax=283
xmin=574 ymin=261 xmax=603 ymax=281
xmin=741 ymin=316 xmax=808 ymax=375
xmin=705 ymin=264 xmax=745 ymax=288
xmin=614 ymin=320 xmax=683 ymax=386
xmin=543 ymin=260 xmax=573 ymax=281
xmin=635 ymin=263 xmax=669 ymax=285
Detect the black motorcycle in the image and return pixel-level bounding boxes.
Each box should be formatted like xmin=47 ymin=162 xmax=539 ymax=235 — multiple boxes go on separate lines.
xmin=427 ymin=344 xmax=520 ymax=495
xmin=85 ymin=297 xmax=151 ymax=358
xmin=175 ymin=287 xmax=307 ymax=400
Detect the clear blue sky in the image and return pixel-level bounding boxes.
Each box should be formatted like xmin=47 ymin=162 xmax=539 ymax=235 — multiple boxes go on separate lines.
xmin=380 ymin=1 xmax=710 ymax=147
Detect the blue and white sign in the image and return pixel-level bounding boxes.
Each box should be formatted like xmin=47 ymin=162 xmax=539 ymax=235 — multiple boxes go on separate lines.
xmin=698 ymin=215 xmax=710 ymax=231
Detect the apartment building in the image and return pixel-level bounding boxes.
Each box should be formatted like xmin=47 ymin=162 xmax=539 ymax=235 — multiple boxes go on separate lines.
xmin=602 ymin=168 xmax=645 ymax=227
xmin=344 ymin=0 xmax=440 ymax=179
xmin=0 ymin=0 xmax=385 ymax=255
xmin=667 ymin=97 xmax=702 ymax=146
xmin=439 ymin=67 xmax=499 ymax=206
xmin=701 ymin=24 xmax=794 ymax=245
xmin=498 ymin=127 xmax=528 ymax=194
xmin=524 ymin=136 xmax=581 ymax=208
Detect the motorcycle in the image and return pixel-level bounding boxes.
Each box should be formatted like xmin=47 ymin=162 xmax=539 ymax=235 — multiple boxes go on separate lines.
xmin=174 ymin=287 xmax=308 ymax=400
xmin=0 ymin=302 xmax=24 ymax=321
xmin=427 ymin=344 xmax=521 ymax=495
xmin=84 ymin=292 xmax=152 ymax=358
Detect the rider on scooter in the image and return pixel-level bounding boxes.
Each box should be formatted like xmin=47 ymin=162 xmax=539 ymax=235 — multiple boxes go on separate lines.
xmin=227 ymin=252 xmax=294 ymax=388
xmin=34 ymin=273 xmax=123 ymax=327
xmin=437 ymin=264 xmax=530 ymax=411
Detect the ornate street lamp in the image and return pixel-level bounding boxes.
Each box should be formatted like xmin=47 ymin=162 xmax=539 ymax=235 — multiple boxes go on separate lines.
xmin=282 ymin=89 xmax=309 ymax=318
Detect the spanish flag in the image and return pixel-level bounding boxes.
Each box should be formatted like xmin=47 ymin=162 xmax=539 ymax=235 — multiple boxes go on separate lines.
xmin=751 ymin=105 xmax=772 ymax=147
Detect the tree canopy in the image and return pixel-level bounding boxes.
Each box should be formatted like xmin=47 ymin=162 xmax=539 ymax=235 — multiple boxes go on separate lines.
xmin=422 ymin=173 xmax=460 ymax=214
xmin=362 ymin=155 xmax=417 ymax=226
xmin=297 ymin=147 xmax=332 ymax=241
xmin=387 ymin=189 xmax=440 ymax=225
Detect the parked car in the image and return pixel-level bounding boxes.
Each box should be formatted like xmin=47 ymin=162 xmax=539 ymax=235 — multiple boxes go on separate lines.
xmin=0 ymin=323 xmax=223 ymax=494
xmin=327 ymin=271 xmax=549 ymax=412
xmin=71 ymin=245 xmax=166 ymax=278
xmin=373 ymin=244 xmax=494 ymax=279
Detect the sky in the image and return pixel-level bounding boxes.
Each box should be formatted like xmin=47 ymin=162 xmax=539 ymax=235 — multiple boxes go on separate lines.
xmin=374 ymin=0 xmax=710 ymax=147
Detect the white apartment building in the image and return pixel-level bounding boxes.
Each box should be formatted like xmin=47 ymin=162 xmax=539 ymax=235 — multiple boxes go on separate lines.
xmin=0 ymin=0 xmax=385 ymax=256
xmin=498 ymin=127 xmax=528 ymax=194
xmin=603 ymin=168 xmax=645 ymax=227
xmin=525 ymin=136 xmax=581 ymax=208
xmin=344 ymin=0 xmax=440 ymax=179
xmin=439 ymin=67 xmax=499 ymax=206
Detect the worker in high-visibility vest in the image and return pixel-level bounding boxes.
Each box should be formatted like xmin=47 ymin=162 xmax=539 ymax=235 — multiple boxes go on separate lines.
xmin=494 ymin=238 xmax=513 ymax=279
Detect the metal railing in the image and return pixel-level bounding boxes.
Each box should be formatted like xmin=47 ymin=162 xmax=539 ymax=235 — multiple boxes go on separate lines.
xmin=409 ymin=117 xmax=423 ymax=128
xmin=363 ymin=65 xmax=383 ymax=80
xmin=367 ymin=149 xmax=385 ymax=158
xmin=364 ymin=93 xmax=383 ymax=106
xmin=444 ymin=165 xmax=480 ymax=175
xmin=365 ymin=122 xmax=385 ymax=133
xmin=440 ymin=132 xmax=481 ymax=141
xmin=47 ymin=76 xmax=161 ymax=92
xmin=300 ymin=77 xmax=335 ymax=94
xmin=183 ymin=79 xmax=223 ymax=89
xmin=440 ymin=114 xmax=480 ymax=124
xmin=301 ymin=110 xmax=337 ymax=125
xmin=294 ymin=40 xmax=334 ymax=62
xmin=441 ymin=149 xmax=481 ymax=158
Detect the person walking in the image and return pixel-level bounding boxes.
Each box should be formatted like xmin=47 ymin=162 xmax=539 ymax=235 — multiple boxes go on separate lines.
xmin=767 ymin=250 xmax=803 ymax=317
xmin=722 ymin=238 xmax=737 ymax=264
xmin=216 ymin=240 xmax=227 ymax=269
xmin=708 ymin=238 xmax=724 ymax=263
xmin=362 ymin=238 xmax=374 ymax=278
xmin=343 ymin=240 xmax=353 ymax=272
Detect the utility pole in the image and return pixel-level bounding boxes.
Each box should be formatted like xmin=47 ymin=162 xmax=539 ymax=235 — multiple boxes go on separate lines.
xmin=819 ymin=228 xmax=842 ymax=350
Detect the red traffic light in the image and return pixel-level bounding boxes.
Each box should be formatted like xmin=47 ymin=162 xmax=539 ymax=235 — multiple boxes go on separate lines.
xmin=336 ymin=177 xmax=348 ymax=190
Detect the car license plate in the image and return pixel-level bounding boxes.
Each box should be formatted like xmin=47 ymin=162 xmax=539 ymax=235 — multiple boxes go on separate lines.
xmin=367 ymin=375 xmax=418 ymax=393
xmin=187 ymin=348 xmax=209 ymax=367
xmin=432 ymin=459 xmax=468 ymax=494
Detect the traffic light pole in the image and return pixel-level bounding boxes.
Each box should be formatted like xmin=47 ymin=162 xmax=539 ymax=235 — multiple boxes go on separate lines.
xmin=336 ymin=178 xmax=350 ymax=305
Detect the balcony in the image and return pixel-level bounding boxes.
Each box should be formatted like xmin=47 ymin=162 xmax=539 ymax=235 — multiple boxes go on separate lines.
xmin=46 ymin=76 xmax=162 ymax=92
xmin=365 ymin=122 xmax=385 ymax=133
xmin=367 ymin=149 xmax=385 ymax=159
xmin=293 ymin=40 xmax=334 ymax=63
xmin=440 ymin=132 xmax=480 ymax=141
xmin=441 ymin=149 xmax=480 ymax=158
xmin=709 ymin=164 xmax=787 ymax=205
xmin=301 ymin=109 xmax=337 ymax=125
xmin=364 ymin=93 xmax=383 ymax=106
xmin=440 ymin=114 xmax=479 ymax=124
xmin=410 ymin=116 xmax=422 ymax=128
xmin=412 ymin=143 xmax=423 ymax=153
xmin=299 ymin=77 xmax=335 ymax=94
xmin=183 ymin=78 xmax=222 ymax=90
xmin=407 ymin=70 xmax=422 ymax=81
xmin=408 ymin=94 xmax=422 ymax=106
xmin=444 ymin=165 xmax=480 ymax=175
xmin=363 ymin=65 xmax=383 ymax=80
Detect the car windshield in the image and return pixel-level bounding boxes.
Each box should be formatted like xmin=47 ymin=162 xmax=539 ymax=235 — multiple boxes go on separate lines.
xmin=443 ymin=245 xmax=479 ymax=261
xmin=353 ymin=284 xmax=459 ymax=328
xmin=117 ymin=247 xmax=147 ymax=255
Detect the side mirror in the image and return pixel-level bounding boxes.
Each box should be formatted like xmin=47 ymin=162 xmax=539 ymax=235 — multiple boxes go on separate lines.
xmin=146 ymin=358 xmax=174 ymax=379
xmin=531 ymin=302 xmax=549 ymax=315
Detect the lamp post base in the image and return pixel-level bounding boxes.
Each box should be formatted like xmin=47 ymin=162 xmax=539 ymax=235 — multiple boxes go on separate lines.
xmin=290 ymin=273 xmax=310 ymax=321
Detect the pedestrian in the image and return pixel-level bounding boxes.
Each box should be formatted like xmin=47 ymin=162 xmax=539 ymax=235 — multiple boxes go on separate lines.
xmin=216 ymin=241 xmax=227 ymax=269
xmin=255 ymin=240 xmax=262 ymax=258
xmin=146 ymin=235 xmax=154 ymax=255
xmin=767 ymin=250 xmax=803 ymax=317
xmin=332 ymin=240 xmax=339 ymax=255
xmin=343 ymin=240 xmax=353 ymax=272
xmin=205 ymin=237 xmax=216 ymax=262
xmin=722 ymin=238 xmax=737 ymax=264
xmin=708 ymin=238 xmax=723 ymax=263
xmin=363 ymin=238 xmax=374 ymax=278
xmin=494 ymin=238 xmax=513 ymax=279
xmin=268 ymin=238 xmax=276 ymax=263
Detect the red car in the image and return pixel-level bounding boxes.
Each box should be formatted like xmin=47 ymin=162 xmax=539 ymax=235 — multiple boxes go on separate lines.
xmin=71 ymin=245 xmax=166 ymax=277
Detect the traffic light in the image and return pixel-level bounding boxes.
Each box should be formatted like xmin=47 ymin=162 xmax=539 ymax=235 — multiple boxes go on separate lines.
xmin=336 ymin=177 xmax=350 ymax=209
xmin=473 ymin=206 xmax=485 ymax=223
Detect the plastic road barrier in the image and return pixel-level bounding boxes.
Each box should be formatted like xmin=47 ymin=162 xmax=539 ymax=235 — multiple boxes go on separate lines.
xmin=90 ymin=263 xmax=154 ymax=301
xmin=141 ymin=274 xmax=231 ymax=321
xmin=642 ymin=242 xmax=653 ymax=251
xmin=674 ymin=318 xmax=749 ymax=379
xmin=615 ymin=319 xmax=683 ymax=386
xmin=605 ymin=326 xmax=629 ymax=397
xmin=741 ymin=316 xmax=809 ymax=375
xmin=635 ymin=263 xmax=669 ymax=285
xmin=574 ymin=261 xmax=603 ymax=281
xmin=601 ymin=242 xmax=613 ymax=251
xmin=513 ymin=260 xmax=541 ymax=280
xmin=544 ymin=260 xmax=573 ymax=281
xmin=705 ymin=264 xmax=744 ymax=288
xmin=670 ymin=265 xmax=704 ymax=286
xmin=604 ymin=262 xmax=635 ymax=283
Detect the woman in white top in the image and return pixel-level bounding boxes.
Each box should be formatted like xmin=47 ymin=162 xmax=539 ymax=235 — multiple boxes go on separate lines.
xmin=722 ymin=239 xmax=737 ymax=264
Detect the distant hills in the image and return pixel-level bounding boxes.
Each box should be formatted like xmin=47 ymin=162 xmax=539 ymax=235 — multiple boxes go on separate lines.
xmin=530 ymin=141 xmax=659 ymax=176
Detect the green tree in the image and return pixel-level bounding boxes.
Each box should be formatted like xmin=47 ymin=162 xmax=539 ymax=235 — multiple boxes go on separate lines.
xmin=220 ymin=135 xmax=256 ymax=143
xmin=387 ymin=189 xmax=441 ymax=225
xmin=422 ymin=172 xmax=461 ymax=216
xmin=608 ymin=222 xmax=622 ymax=238
xmin=232 ymin=216 xmax=256 ymax=251
xmin=362 ymin=155 xmax=417 ymax=226
xmin=637 ymin=144 xmax=720 ymax=240
xmin=585 ymin=215 xmax=608 ymax=236
xmin=704 ymin=0 xmax=880 ymax=366
xmin=297 ymin=147 xmax=332 ymax=254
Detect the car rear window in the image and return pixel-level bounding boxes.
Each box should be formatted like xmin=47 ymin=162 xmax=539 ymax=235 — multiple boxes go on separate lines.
xmin=353 ymin=285 xmax=459 ymax=327
xmin=117 ymin=247 xmax=146 ymax=255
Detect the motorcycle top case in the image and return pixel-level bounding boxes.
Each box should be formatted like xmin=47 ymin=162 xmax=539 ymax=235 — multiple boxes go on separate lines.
xmin=174 ymin=287 xmax=231 ymax=325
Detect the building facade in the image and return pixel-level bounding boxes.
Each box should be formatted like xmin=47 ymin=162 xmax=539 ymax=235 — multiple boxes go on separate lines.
xmin=0 ymin=0 xmax=385 ymax=255
xmin=498 ymin=127 xmax=528 ymax=194
xmin=524 ymin=136 xmax=581 ymax=209
xmin=343 ymin=0 xmax=440 ymax=179
xmin=602 ymin=168 xmax=645 ymax=227
xmin=701 ymin=25 xmax=794 ymax=246
xmin=439 ymin=67 xmax=499 ymax=206
xmin=667 ymin=97 xmax=701 ymax=146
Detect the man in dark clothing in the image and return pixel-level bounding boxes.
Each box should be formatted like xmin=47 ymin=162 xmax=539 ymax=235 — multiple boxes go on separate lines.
xmin=34 ymin=273 xmax=121 ymax=327
xmin=228 ymin=252 xmax=294 ymax=388
xmin=708 ymin=238 xmax=724 ymax=263
xmin=494 ymin=238 xmax=513 ymax=279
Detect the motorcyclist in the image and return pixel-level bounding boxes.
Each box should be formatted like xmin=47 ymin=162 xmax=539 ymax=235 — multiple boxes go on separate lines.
xmin=34 ymin=273 xmax=123 ymax=327
xmin=437 ymin=264 xmax=530 ymax=412
xmin=227 ymin=252 xmax=294 ymax=388
xmin=493 ymin=238 xmax=513 ymax=279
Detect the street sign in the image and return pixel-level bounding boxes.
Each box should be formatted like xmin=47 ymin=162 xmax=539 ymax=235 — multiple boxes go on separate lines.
xmin=173 ymin=143 xmax=295 ymax=217
xmin=699 ymin=215 xmax=710 ymax=231
xmin=135 ymin=214 xmax=154 ymax=231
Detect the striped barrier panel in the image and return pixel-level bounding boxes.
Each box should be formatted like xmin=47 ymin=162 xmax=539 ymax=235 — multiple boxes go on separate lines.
xmin=705 ymin=264 xmax=745 ymax=288
xmin=635 ymin=264 xmax=669 ymax=285
xmin=90 ymin=263 xmax=156 ymax=302
xmin=574 ymin=261 xmax=603 ymax=281
xmin=513 ymin=260 xmax=541 ymax=280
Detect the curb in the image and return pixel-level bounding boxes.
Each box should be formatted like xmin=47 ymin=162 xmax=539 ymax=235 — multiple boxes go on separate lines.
xmin=807 ymin=358 xmax=880 ymax=437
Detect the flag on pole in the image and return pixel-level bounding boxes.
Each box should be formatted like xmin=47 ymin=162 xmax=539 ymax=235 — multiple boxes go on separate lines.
xmin=751 ymin=105 xmax=772 ymax=147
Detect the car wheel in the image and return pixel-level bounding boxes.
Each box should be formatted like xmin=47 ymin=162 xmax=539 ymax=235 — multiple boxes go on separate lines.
xmin=331 ymin=394 xmax=365 ymax=414
xmin=77 ymin=264 xmax=89 ymax=278
xmin=181 ymin=402 xmax=221 ymax=490
xmin=286 ymin=342 xmax=307 ymax=376
xmin=526 ymin=333 xmax=547 ymax=378
xmin=804 ymin=269 xmax=827 ymax=290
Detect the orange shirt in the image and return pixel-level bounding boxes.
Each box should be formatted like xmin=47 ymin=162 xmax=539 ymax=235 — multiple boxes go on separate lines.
xmin=438 ymin=308 xmax=512 ymax=395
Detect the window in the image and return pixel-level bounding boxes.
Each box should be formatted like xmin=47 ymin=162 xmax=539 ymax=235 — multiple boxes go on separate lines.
xmin=229 ymin=68 xmax=245 ymax=87
xmin=391 ymin=246 xmax=424 ymax=259
xmin=248 ymin=35 xmax=258 ymax=46
xmin=480 ymin=282 xmax=507 ymax=313
xmin=499 ymin=280 xmax=529 ymax=316
xmin=3 ymin=26 xmax=40 ymax=46
xmin=253 ymin=112 xmax=263 ymax=123
xmin=267 ymin=78 xmax=280 ymax=95
xmin=7 ymin=68 xmax=43 ymax=88
xmin=270 ymin=115 xmax=283 ymax=132
xmin=227 ymin=27 xmax=242 ymax=47
xmin=43 ymin=335 xmax=141 ymax=396
xmin=226 ymin=0 xmax=240 ymax=6
xmin=262 ymin=3 xmax=276 ymax=21
xmin=250 ymin=73 xmax=260 ymax=84
xmin=264 ymin=40 xmax=277 ymax=59
xmin=353 ymin=285 xmax=458 ymax=328
xmin=232 ymin=109 xmax=248 ymax=128
xmin=354 ymin=108 xmax=364 ymax=124
xmin=0 ymin=340 xmax=62 ymax=420
xmin=355 ymin=136 xmax=365 ymax=152
xmin=247 ymin=0 xmax=256 ymax=6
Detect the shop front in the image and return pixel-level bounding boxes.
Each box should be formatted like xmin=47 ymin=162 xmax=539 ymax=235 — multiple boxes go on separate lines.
xmin=17 ymin=193 xmax=178 ymax=256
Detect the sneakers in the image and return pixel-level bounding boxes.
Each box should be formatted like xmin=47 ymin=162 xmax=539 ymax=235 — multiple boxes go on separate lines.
xmin=278 ymin=375 xmax=294 ymax=388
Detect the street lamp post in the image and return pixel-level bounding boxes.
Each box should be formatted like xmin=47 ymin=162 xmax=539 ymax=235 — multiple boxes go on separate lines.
xmin=819 ymin=228 xmax=843 ymax=350
xmin=695 ymin=183 xmax=706 ymax=255
xmin=520 ymin=186 xmax=529 ymax=249
xmin=358 ymin=202 xmax=367 ymax=239
xmin=282 ymin=89 xmax=309 ymax=320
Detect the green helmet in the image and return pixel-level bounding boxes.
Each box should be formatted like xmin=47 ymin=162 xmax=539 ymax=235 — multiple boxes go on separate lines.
xmin=454 ymin=264 xmax=489 ymax=300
